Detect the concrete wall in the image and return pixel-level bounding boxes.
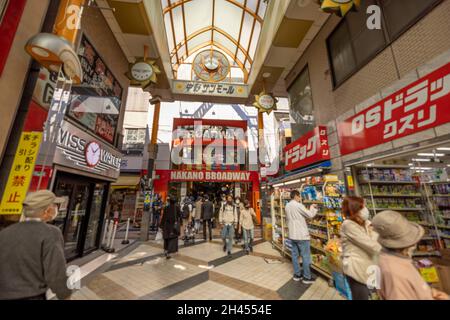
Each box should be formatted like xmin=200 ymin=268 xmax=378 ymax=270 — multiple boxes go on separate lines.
xmin=0 ymin=0 xmax=50 ymax=163
xmin=285 ymin=0 xmax=450 ymax=174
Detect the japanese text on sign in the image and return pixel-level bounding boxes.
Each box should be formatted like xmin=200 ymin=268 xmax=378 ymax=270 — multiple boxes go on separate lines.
xmin=337 ymin=62 xmax=450 ymax=155
xmin=284 ymin=126 xmax=330 ymax=172
xmin=172 ymin=80 xmax=248 ymax=98
xmin=0 ymin=132 xmax=42 ymax=215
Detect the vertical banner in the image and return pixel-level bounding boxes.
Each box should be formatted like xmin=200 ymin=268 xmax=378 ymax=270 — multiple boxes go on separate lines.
xmin=0 ymin=132 xmax=43 ymax=215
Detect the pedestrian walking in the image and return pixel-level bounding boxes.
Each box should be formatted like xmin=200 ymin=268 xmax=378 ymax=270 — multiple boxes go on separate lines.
xmin=194 ymin=196 xmax=203 ymax=233
xmin=240 ymin=200 xmax=256 ymax=254
xmin=201 ymin=195 xmax=215 ymax=241
xmin=285 ymin=190 xmax=318 ymax=285
xmin=234 ymin=197 xmax=244 ymax=244
xmin=0 ymin=190 xmax=72 ymax=300
xmin=340 ymin=197 xmax=381 ymax=300
xmin=160 ymin=197 xmax=181 ymax=259
xmin=372 ymin=211 xmax=449 ymax=300
xmin=219 ymin=195 xmax=238 ymax=256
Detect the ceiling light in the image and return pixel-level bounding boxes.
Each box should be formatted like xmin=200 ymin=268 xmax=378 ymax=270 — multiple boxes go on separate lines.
xmin=273 ymin=183 xmax=283 ymax=188
xmin=437 ymin=148 xmax=450 ymax=151
xmin=417 ymin=153 xmax=444 ymax=157
xmin=411 ymin=158 xmax=432 ymax=162
xmin=284 ymin=180 xmax=300 ymax=186
xmin=410 ymin=167 xmax=432 ymax=170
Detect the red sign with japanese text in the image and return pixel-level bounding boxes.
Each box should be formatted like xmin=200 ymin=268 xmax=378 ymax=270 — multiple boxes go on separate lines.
xmin=338 ymin=62 xmax=450 ymax=156
xmin=284 ymin=126 xmax=330 ymax=172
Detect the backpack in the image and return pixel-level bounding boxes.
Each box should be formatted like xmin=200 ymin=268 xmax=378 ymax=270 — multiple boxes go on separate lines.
xmin=182 ymin=203 xmax=190 ymax=219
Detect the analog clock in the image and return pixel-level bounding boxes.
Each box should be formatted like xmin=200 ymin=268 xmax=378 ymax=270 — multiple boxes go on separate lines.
xmin=131 ymin=62 xmax=154 ymax=82
xmin=193 ymin=50 xmax=231 ymax=82
xmin=85 ymin=141 xmax=101 ymax=168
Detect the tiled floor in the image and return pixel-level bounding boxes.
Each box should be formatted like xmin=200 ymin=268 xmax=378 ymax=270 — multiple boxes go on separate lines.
xmin=70 ymin=238 xmax=346 ymax=301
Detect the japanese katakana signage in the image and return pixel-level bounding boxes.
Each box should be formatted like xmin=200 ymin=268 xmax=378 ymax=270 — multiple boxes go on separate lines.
xmin=172 ymin=80 xmax=248 ymax=98
xmin=284 ymin=126 xmax=330 ymax=172
xmin=337 ymin=62 xmax=450 ymax=156
xmin=0 ymin=132 xmax=43 ymax=215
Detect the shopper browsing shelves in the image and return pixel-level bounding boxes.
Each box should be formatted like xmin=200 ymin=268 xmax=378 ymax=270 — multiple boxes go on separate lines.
xmin=285 ymin=190 xmax=318 ymax=285
xmin=372 ymin=211 xmax=449 ymax=300
xmin=340 ymin=197 xmax=382 ymax=300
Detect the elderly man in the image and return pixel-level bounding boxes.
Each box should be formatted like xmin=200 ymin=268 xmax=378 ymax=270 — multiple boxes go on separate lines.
xmin=0 ymin=190 xmax=72 ymax=300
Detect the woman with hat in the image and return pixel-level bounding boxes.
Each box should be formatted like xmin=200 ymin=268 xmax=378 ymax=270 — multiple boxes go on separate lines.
xmin=340 ymin=197 xmax=382 ymax=300
xmin=372 ymin=210 xmax=448 ymax=300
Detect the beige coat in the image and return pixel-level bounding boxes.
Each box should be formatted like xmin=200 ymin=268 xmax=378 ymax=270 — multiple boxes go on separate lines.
xmin=378 ymin=251 xmax=434 ymax=300
xmin=240 ymin=208 xmax=256 ymax=230
xmin=340 ymin=220 xmax=382 ymax=284
xmin=219 ymin=204 xmax=238 ymax=225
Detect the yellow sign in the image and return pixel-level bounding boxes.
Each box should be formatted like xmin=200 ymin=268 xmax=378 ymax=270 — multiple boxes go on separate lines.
xmin=419 ymin=267 xmax=440 ymax=284
xmin=0 ymin=132 xmax=42 ymax=215
xmin=347 ymin=175 xmax=354 ymax=189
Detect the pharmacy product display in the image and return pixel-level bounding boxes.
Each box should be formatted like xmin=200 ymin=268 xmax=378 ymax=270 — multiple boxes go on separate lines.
xmin=271 ymin=175 xmax=346 ymax=282
xmin=355 ymin=166 xmax=445 ymax=256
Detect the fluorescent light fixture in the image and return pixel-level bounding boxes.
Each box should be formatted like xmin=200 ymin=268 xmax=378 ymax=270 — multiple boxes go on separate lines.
xmin=410 ymin=167 xmax=432 ymax=170
xmin=437 ymin=148 xmax=450 ymax=151
xmin=273 ymin=183 xmax=284 ymax=188
xmin=409 ymin=163 xmax=414 ymax=166
xmin=417 ymin=153 xmax=445 ymax=157
xmin=411 ymin=158 xmax=432 ymax=162
xmin=284 ymin=180 xmax=300 ymax=186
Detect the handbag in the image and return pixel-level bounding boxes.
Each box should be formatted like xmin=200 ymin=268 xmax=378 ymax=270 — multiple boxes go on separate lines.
xmin=155 ymin=230 xmax=163 ymax=241
xmin=173 ymin=221 xmax=181 ymax=236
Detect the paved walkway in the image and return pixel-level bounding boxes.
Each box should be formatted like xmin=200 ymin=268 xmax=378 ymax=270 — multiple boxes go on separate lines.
xmin=70 ymin=239 xmax=345 ymax=300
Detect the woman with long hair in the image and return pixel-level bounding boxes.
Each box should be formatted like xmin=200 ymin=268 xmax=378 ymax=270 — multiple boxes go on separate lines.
xmin=160 ymin=196 xmax=181 ymax=259
xmin=340 ymin=196 xmax=381 ymax=300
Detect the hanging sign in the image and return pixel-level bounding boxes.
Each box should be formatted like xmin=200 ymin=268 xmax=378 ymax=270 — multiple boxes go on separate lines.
xmin=337 ymin=62 xmax=450 ymax=156
xmin=318 ymin=0 xmax=361 ymax=17
xmin=284 ymin=126 xmax=330 ymax=172
xmin=253 ymin=91 xmax=278 ymax=114
xmin=170 ymin=170 xmax=252 ymax=182
xmin=172 ymin=80 xmax=248 ymax=98
xmin=126 ymin=58 xmax=161 ymax=89
xmin=0 ymin=132 xmax=43 ymax=215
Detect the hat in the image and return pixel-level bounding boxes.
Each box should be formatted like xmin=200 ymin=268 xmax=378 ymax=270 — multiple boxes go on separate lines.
xmin=371 ymin=210 xmax=424 ymax=249
xmin=23 ymin=190 xmax=65 ymax=211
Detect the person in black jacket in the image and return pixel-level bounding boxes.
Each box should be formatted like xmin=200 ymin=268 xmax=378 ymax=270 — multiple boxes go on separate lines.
xmin=201 ymin=195 xmax=215 ymax=241
xmin=160 ymin=196 xmax=181 ymax=259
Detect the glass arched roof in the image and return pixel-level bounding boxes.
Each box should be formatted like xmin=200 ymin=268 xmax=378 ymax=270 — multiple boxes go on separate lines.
xmin=161 ymin=0 xmax=268 ymax=83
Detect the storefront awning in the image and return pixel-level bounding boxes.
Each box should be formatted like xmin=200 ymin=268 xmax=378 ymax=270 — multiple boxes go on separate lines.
xmin=268 ymin=161 xmax=332 ymax=186
xmin=111 ymin=175 xmax=140 ymax=189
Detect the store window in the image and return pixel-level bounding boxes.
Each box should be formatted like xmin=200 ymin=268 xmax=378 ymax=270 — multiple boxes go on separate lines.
xmin=68 ymin=35 xmax=123 ymax=144
xmin=288 ymin=66 xmax=315 ymax=141
xmin=328 ymin=0 xmax=441 ymax=87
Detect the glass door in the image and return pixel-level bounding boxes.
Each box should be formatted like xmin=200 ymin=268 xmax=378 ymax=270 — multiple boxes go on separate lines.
xmin=83 ymin=183 xmax=106 ymax=253
xmin=64 ymin=184 xmax=90 ymax=258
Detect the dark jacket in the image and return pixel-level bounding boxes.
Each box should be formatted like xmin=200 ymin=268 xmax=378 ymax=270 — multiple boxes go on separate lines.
xmin=0 ymin=221 xmax=72 ymax=300
xmin=161 ymin=204 xmax=181 ymax=239
xmin=201 ymin=200 xmax=214 ymax=220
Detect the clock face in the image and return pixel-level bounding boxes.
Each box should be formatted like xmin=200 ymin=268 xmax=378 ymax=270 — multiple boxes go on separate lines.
xmin=85 ymin=142 xmax=101 ymax=168
xmin=131 ymin=62 xmax=153 ymax=82
xmin=193 ymin=50 xmax=230 ymax=82
xmin=258 ymin=95 xmax=275 ymax=110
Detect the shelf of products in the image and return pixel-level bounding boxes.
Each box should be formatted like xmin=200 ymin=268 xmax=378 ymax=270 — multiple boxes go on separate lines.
xmin=355 ymin=166 xmax=449 ymax=253
xmin=271 ymin=174 xmax=346 ymax=280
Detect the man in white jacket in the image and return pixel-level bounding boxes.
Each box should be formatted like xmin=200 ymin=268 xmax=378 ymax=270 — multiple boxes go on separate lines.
xmin=285 ymin=190 xmax=318 ymax=284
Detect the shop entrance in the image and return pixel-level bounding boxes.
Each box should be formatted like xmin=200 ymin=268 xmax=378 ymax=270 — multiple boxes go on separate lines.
xmin=53 ymin=173 xmax=108 ymax=260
